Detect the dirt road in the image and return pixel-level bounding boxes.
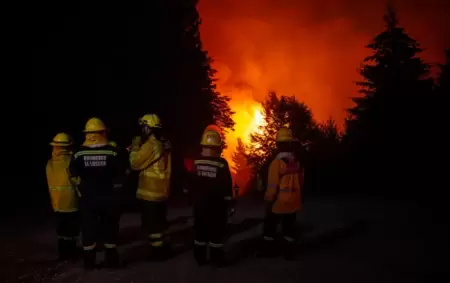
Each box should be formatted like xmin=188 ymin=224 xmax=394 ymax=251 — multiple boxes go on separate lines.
xmin=1 ymin=197 xmax=444 ymax=282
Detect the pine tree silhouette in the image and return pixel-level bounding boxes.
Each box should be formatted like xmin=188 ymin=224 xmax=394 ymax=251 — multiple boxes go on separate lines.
xmin=345 ymin=4 xmax=433 ymax=194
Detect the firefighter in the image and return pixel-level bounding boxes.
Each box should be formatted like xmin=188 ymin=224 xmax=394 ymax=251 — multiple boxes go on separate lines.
xmin=129 ymin=114 xmax=172 ymax=260
xmin=69 ymin=117 xmax=127 ymax=269
xmin=46 ymin=132 xmax=80 ymax=260
xmin=262 ymin=127 xmax=303 ymax=259
xmin=186 ymin=125 xmax=233 ymax=266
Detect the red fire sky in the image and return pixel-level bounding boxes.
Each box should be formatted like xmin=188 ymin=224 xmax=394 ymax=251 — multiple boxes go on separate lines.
xmin=198 ymin=0 xmax=449 ymax=124
xmin=197 ymin=0 xmax=449 ymax=164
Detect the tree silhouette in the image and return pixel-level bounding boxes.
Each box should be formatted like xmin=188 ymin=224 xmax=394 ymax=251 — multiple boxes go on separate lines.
xmin=427 ymin=49 xmax=450 ymax=194
xmin=307 ymin=118 xmax=343 ymax=195
xmin=247 ymin=92 xmax=316 ymax=174
xmin=319 ymin=118 xmax=341 ymax=142
xmin=436 ymin=49 xmax=450 ymax=94
xmin=168 ymin=2 xmax=235 ymax=152
xmin=345 ymin=4 xmax=433 ymax=194
xmin=231 ymin=138 xmax=251 ymax=193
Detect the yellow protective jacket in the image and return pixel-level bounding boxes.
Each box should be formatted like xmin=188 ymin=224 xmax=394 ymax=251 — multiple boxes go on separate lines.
xmin=265 ymin=152 xmax=302 ymax=214
xmin=130 ymin=135 xmax=171 ymax=201
xmin=46 ymin=149 xmax=79 ymax=212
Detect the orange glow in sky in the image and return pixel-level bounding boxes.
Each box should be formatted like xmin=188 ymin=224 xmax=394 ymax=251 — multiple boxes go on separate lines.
xmin=222 ymin=92 xmax=266 ymax=167
xmin=198 ymin=0 xmax=450 ymax=165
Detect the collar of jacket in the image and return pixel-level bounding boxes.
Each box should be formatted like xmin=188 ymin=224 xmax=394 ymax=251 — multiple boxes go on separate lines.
xmin=276 ymin=152 xmax=294 ymax=160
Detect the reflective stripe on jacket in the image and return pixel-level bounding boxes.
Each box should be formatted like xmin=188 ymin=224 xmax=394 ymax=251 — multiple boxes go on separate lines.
xmin=265 ymin=152 xmax=302 ymax=214
xmin=46 ymin=150 xmax=78 ymax=212
xmin=130 ymin=135 xmax=171 ymax=201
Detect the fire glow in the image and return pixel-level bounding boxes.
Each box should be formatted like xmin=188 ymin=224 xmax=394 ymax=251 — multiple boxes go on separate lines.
xmin=198 ymin=0 xmax=450 ymax=167
xmin=222 ymin=90 xmax=266 ymax=168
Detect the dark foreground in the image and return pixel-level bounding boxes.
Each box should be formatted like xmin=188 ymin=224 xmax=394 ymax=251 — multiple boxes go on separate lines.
xmin=1 ymin=196 xmax=446 ymax=283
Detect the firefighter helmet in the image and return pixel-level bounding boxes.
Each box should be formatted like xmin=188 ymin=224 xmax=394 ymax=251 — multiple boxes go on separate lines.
xmin=276 ymin=127 xmax=293 ymax=142
xmin=83 ymin=117 xmax=106 ymax=133
xmin=200 ymin=128 xmax=222 ymax=147
xmin=50 ymin=132 xmax=72 ymax=147
xmin=203 ymin=124 xmax=223 ymax=136
xmin=139 ymin=114 xmax=162 ymax=128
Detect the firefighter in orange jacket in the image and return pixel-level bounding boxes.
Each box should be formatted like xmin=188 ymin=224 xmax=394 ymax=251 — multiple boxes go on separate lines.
xmin=46 ymin=133 xmax=80 ymax=260
xmin=186 ymin=125 xmax=233 ymax=266
xmin=130 ymin=114 xmax=172 ymax=260
xmin=262 ymin=127 xmax=304 ymax=258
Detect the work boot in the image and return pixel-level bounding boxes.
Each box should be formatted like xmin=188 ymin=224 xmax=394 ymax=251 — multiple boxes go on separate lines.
xmin=105 ymin=248 xmax=120 ymax=269
xmin=210 ymin=247 xmax=228 ymax=267
xmin=83 ymin=250 xmax=96 ymax=270
xmin=193 ymin=245 xmax=208 ymax=266
xmin=65 ymin=240 xmax=78 ymax=261
xmin=57 ymin=239 xmax=67 ymax=261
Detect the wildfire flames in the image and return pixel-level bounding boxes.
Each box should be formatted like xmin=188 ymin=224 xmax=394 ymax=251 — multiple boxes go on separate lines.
xmin=222 ymin=92 xmax=265 ymax=167
xmin=198 ymin=0 xmax=450 ymax=167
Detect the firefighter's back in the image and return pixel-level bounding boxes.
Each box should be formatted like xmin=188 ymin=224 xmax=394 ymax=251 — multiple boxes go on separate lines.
xmin=71 ymin=144 xmax=122 ymax=201
xmin=190 ymin=156 xmax=232 ymax=212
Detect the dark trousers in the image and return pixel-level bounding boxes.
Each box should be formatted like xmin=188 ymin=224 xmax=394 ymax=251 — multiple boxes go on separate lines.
xmin=263 ymin=212 xmax=296 ymax=242
xmin=55 ymin=212 xmax=80 ymax=258
xmin=193 ymin=206 xmax=228 ymax=246
xmin=193 ymin=204 xmax=228 ymax=264
xmin=55 ymin=212 xmax=80 ymax=240
xmin=141 ymin=200 xmax=168 ymax=247
xmin=81 ymin=199 xmax=120 ymax=251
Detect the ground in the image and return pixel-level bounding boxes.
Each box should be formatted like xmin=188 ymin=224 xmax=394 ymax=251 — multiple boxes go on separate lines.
xmin=1 ymin=196 xmax=445 ymax=283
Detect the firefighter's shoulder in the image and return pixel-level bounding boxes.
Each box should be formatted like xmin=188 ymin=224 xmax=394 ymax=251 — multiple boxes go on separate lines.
xmin=74 ymin=145 xmax=118 ymax=159
xmin=194 ymin=156 xmax=226 ymax=168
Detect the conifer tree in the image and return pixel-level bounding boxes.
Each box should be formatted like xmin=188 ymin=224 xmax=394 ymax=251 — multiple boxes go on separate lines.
xmin=345 ymin=4 xmax=433 ymax=192
xmin=247 ymin=92 xmax=316 ymax=173
xmin=231 ymin=138 xmax=251 ymax=191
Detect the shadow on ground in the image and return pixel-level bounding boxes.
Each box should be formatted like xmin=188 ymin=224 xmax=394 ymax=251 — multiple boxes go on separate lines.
xmin=226 ymin=219 xmax=369 ymax=265
xmin=120 ymin=217 xmax=265 ymax=266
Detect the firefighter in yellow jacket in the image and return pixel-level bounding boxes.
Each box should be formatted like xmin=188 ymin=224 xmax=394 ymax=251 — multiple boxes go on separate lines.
xmin=46 ymin=133 xmax=80 ymax=260
xmin=262 ymin=127 xmax=304 ymax=259
xmin=130 ymin=114 xmax=172 ymax=260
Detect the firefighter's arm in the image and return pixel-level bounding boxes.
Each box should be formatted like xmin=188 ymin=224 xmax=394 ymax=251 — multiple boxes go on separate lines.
xmin=67 ymin=156 xmax=81 ymax=197
xmin=111 ymin=149 xmax=128 ymax=189
xmin=265 ymin=160 xmax=280 ymax=202
xmin=129 ymin=139 xmax=162 ymax=171
xmin=68 ymin=154 xmax=80 ymax=179
xmin=45 ymin=161 xmax=51 ymax=189
xmin=299 ymin=167 xmax=305 ymax=188
xmin=45 ymin=162 xmax=56 ymax=209
xmin=222 ymin=162 xmax=234 ymax=201
xmin=222 ymin=161 xmax=235 ymax=216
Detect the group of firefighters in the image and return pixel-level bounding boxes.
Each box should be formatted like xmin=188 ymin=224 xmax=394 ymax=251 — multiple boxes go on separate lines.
xmin=45 ymin=113 xmax=303 ymax=270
